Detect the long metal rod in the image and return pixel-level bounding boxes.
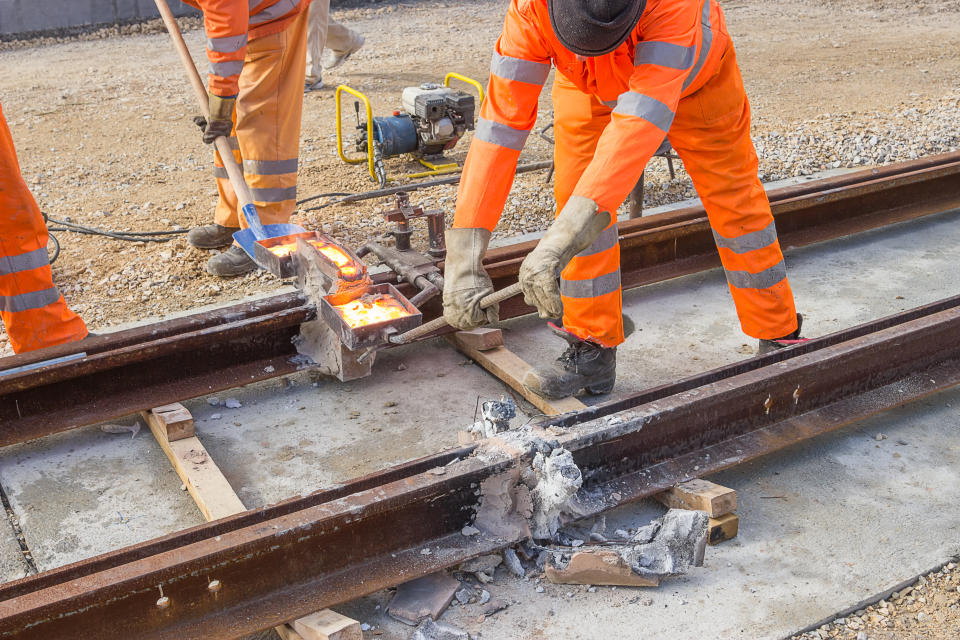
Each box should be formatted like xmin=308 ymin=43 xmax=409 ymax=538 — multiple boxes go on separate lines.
xmin=4 ymin=295 xmax=960 ymax=638
xmin=0 ymin=153 xmax=957 ymax=446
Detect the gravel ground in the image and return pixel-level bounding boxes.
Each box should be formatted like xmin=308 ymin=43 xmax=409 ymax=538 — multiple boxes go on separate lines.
xmin=792 ymin=561 xmax=960 ymax=640
xmin=0 ymin=0 xmax=957 ymax=359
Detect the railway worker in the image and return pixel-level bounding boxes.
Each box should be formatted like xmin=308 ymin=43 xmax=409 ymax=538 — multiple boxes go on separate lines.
xmin=304 ymin=0 xmax=365 ymax=91
xmin=185 ymin=0 xmax=311 ymax=277
xmin=442 ymin=0 xmax=805 ymax=398
xmin=0 ymin=103 xmax=89 ymax=354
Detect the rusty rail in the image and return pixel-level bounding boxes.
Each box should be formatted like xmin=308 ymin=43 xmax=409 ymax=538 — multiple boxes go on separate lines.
xmin=0 ymin=152 xmax=958 ymax=447
xmin=3 ymin=293 xmax=960 ymax=638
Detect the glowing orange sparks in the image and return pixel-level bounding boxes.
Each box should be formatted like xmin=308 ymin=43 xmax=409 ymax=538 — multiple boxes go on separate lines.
xmin=334 ymin=294 xmax=411 ymax=328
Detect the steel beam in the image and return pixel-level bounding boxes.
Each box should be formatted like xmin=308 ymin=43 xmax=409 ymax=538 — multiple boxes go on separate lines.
xmin=0 ymin=153 xmax=958 ymax=447
xmin=3 ymin=295 xmax=960 ymax=638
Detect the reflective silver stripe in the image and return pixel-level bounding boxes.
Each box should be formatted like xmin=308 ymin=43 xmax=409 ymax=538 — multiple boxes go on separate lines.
xmin=725 ymin=261 xmax=787 ymax=290
xmin=251 ymin=186 xmax=297 ymax=202
xmin=214 ymin=166 xmax=229 ymax=179
xmin=227 ymin=136 xmax=240 ymax=150
xmin=634 ymin=41 xmax=696 ymax=70
xmin=0 ymin=247 xmax=48 ymax=276
xmin=560 ymin=270 xmax=621 ymax=299
xmin=209 ymin=60 xmax=244 ymax=78
xmin=713 ymin=221 xmax=779 ymax=254
xmin=613 ymin=92 xmax=675 ymax=132
xmin=682 ymin=0 xmax=714 ymax=91
xmin=602 ymin=99 xmax=618 ymax=109
xmin=250 ymin=0 xmax=299 ymax=24
xmin=207 ymin=34 xmax=247 ymax=53
xmin=473 ymin=117 xmax=529 ymax=151
xmin=490 ymin=52 xmax=550 ymax=85
xmin=576 ymin=225 xmax=619 ymax=258
xmin=0 ymin=286 xmax=60 ymax=313
xmin=243 ymin=158 xmax=298 ymax=175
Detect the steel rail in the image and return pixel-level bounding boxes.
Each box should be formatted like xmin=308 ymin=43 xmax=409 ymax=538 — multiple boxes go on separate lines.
xmin=3 ymin=293 xmax=960 ymax=638
xmin=0 ymin=152 xmax=957 ymax=447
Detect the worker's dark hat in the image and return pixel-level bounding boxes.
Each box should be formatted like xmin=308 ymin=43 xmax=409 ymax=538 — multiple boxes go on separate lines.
xmin=547 ymin=0 xmax=646 ymax=57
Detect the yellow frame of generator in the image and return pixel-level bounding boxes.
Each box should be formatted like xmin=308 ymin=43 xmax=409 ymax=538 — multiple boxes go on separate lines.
xmin=335 ymin=73 xmax=485 ymax=184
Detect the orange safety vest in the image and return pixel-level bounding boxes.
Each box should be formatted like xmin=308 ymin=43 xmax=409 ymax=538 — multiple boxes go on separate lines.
xmin=182 ymin=0 xmax=311 ymax=97
xmin=454 ymin=0 xmax=728 ymax=230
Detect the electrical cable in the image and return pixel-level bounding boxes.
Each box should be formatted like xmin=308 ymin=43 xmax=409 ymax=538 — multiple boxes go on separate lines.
xmin=44 ymin=214 xmax=189 ymax=244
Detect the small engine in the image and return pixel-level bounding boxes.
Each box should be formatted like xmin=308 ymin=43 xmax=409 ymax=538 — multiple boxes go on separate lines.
xmin=357 ymin=83 xmax=476 ymax=159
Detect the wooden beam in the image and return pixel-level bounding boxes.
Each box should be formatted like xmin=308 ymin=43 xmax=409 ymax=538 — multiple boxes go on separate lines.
xmin=654 ymin=479 xmax=737 ymax=518
xmin=708 ymin=513 xmax=739 ymax=546
xmin=454 ymin=327 xmax=504 ymax=351
xmin=448 ymin=333 xmax=586 ymax=416
xmin=146 ymin=406 xmax=361 ymax=638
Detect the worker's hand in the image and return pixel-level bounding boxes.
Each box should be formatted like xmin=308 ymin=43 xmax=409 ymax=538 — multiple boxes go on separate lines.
xmin=519 ymin=196 xmax=612 ymax=319
xmin=442 ymin=228 xmax=499 ymax=330
xmin=201 ymin=92 xmax=236 ymax=144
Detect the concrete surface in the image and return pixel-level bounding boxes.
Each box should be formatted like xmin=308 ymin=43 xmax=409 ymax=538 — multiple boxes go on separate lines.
xmin=1 ymin=207 xmax=960 ymax=638
xmin=0 ymin=510 xmax=30 ymax=583
xmin=0 ymin=1 xmax=198 ymax=37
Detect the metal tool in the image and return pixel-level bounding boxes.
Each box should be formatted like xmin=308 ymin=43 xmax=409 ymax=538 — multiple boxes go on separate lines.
xmin=335 ymin=74 xmax=484 ymax=186
xmin=153 ymin=0 xmax=306 ymax=270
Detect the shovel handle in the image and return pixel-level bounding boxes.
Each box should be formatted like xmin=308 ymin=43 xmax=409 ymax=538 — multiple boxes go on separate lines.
xmin=390 ymin=282 xmax=523 ymax=345
xmin=153 ymin=0 xmax=255 ymax=212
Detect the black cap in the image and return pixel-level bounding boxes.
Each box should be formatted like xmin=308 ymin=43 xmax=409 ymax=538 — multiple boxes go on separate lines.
xmin=547 ymin=0 xmax=646 ymax=57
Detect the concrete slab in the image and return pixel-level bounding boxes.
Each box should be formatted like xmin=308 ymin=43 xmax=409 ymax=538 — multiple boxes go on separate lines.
xmin=0 ymin=511 xmax=30 ymax=583
xmin=0 ymin=423 xmax=204 ymax=571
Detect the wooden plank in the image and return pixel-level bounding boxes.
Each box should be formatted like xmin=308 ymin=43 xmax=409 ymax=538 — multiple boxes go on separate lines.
xmin=142 ymin=403 xmax=194 ymax=441
xmin=448 ymin=335 xmax=586 ymax=416
xmin=654 ymin=479 xmax=737 ymax=517
xmin=146 ymin=406 xmax=360 ymax=638
xmin=708 ymin=513 xmax=739 ymax=545
xmin=454 ymin=328 xmax=504 ymax=351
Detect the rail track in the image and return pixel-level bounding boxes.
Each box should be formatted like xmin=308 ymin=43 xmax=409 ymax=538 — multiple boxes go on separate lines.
xmin=0 ymin=153 xmax=958 ymax=638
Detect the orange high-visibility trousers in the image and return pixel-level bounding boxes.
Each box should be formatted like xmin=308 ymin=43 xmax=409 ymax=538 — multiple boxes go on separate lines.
xmin=0 ymin=104 xmax=87 ymax=353
xmin=213 ymin=7 xmax=308 ymax=230
xmin=554 ymin=43 xmax=797 ymax=347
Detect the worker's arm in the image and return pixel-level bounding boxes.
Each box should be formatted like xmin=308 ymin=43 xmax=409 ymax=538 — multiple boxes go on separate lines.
xmin=572 ymin=0 xmax=704 ymax=213
xmin=196 ymin=0 xmax=249 ymax=98
xmin=452 ymin=0 xmax=552 ymax=231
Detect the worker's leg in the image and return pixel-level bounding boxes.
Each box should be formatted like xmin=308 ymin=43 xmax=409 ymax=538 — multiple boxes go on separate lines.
xmin=234 ymin=8 xmax=309 ymax=227
xmin=305 ymin=0 xmax=328 ymax=86
xmin=668 ymin=43 xmax=797 ymax=339
xmin=552 ymin=75 xmax=624 ymax=348
xmin=325 ymin=19 xmax=362 ymax=54
xmin=0 ymin=104 xmax=87 ymax=353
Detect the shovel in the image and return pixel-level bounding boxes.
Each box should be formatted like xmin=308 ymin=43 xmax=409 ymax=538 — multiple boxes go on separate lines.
xmin=153 ymin=0 xmax=305 ymax=267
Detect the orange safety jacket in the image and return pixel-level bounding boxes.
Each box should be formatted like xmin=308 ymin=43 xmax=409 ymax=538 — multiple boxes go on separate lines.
xmin=454 ymin=0 xmax=728 ymax=230
xmin=181 ymin=0 xmax=311 ymax=97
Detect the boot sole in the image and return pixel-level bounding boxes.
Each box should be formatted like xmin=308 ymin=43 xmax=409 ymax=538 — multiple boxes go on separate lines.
xmin=188 ymin=238 xmax=236 ymax=249
xmin=585 ymin=377 xmax=615 ymax=395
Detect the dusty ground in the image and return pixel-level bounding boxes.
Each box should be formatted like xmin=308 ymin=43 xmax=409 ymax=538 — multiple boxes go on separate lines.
xmin=0 ymin=0 xmax=957 ymax=356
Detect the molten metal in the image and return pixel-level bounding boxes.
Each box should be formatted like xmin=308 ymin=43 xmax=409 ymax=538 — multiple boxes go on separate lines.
xmin=266 ymin=238 xmax=360 ymax=277
xmin=333 ymin=293 xmax=412 ymax=328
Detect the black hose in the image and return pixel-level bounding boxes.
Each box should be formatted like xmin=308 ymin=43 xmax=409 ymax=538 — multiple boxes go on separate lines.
xmin=45 ymin=215 xmax=189 ymax=244
xmin=47 ymin=231 xmax=61 ymax=265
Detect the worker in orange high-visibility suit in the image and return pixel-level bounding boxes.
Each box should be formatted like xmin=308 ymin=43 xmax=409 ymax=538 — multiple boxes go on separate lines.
xmin=0 ymin=103 xmax=88 ymax=353
xmin=184 ymin=0 xmax=311 ymax=277
xmin=443 ymin=0 xmax=806 ymax=399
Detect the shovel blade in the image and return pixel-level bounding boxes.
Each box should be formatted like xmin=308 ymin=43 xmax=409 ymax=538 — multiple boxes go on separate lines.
xmin=233 ymin=223 xmax=307 ymax=265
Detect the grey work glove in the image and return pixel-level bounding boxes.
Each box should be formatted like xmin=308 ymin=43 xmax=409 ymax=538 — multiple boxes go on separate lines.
xmin=202 ymin=92 xmax=236 ymax=144
xmin=518 ymin=195 xmax=612 ymax=319
xmin=442 ymin=227 xmax=499 ymax=330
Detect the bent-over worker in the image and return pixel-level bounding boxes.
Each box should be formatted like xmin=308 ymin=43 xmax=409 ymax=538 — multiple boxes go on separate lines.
xmin=185 ymin=0 xmax=311 ymax=277
xmin=0 ymin=102 xmax=88 ymax=353
xmin=443 ymin=0 xmax=805 ymax=398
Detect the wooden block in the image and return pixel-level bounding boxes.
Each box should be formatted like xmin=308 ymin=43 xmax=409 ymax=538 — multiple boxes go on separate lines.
xmin=292 ymin=610 xmax=362 ymax=640
xmin=454 ymin=328 xmax=504 ymax=351
xmin=448 ymin=335 xmax=587 ymax=416
xmin=654 ymin=479 xmax=737 ymax=517
xmin=276 ymin=625 xmax=305 ymax=640
xmin=545 ymin=549 xmax=659 ymax=587
xmin=708 ymin=513 xmax=739 ymax=546
xmin=141 ymin=403 xmax=194 ymax=441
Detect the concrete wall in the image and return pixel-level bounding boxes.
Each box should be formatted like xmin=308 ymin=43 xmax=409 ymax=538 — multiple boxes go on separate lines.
xmin=0 ymin=0 xmax=200 ymax=37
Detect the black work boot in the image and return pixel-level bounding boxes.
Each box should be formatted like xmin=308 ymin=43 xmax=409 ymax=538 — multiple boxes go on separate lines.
xmin=758 ymin=313 xmax=807 ymax=355
xmin=206 ymin=245 xmax=257 ymax=277
xmin=187 ymin=223 xmax=240 ymax=249
xmin=523 ymin=323 xmax=617 ymax=399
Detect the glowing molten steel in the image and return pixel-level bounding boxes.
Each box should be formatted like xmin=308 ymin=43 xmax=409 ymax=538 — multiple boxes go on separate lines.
xmin=265 ymin=239 xmax=360 ymax=277
xmin=333 ymin=294 xmax=412 ymax=328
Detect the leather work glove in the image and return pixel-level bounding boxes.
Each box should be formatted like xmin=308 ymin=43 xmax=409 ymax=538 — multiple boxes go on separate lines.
xmin=442 ymin=227 xmax=499 ymax=330
xmin=201 ymin=92 xmax=236 ymax=144
xmin=519 ymin=195 xmax=612 ymax=319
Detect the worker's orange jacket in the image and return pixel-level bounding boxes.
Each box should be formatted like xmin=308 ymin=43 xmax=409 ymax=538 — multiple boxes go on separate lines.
xmin=455 ymin=0 xmax=727 ymax=230
xmin=181 ymin=0 xmax=311 ymax=97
